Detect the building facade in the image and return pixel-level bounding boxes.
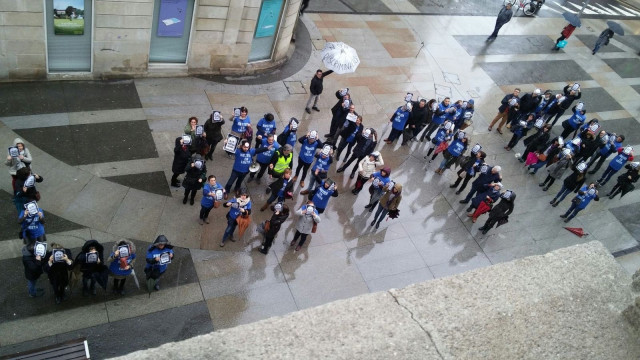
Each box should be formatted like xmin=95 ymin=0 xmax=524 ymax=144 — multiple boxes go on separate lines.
xmin=0 ymin=0 xmax=301 ymax=80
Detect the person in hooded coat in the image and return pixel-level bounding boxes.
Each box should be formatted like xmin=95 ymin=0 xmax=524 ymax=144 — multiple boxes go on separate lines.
xmin=171 ymin=136 xmax=192 ymax=187
xmin=5 ymin=137 xmax=33 ymax=189
xmin=260 ymin=203 xmax=290 ymax=255
xmin=607 ymin=163 xmax=640 ymax=199
xmin=75 ymin=239 xmax=106 ymax=296
xmin=13 ymin=167 xmax=43 ymax=212
xmin=182 ymin=154 xmax=207 ymax=205
xmin=550 ymin=161 xmax=588 ymax=207
xmin=145 ymin=235 xmax=174 ymax=291
xmin=539 ymin=150 xmax=573 ymax=191
xmin=22 ymin=242 xmax=44 ymax=297
xmin=478 ymin=190 xmax=515 ymax=235
xmin=337 ymin=128 xmax=377 ymax=179
xmin=203 ymin=111 xmax=225 ymax=160
xmin=43 ymin=243 xmax=73 ymax=304
xmin=109 ymin=239 xmax=136 ymax=295
xmin=370 ymin=182 xmax=402 ymax=229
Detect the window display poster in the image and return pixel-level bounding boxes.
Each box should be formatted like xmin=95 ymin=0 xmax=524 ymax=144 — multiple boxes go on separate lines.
xmin=53 ymin=0 xmax=85 ymax=35
xmin=158 ymin=0 xmax=188 ymax=37
xmin=255 ymin=0 xmax=283 ymax=38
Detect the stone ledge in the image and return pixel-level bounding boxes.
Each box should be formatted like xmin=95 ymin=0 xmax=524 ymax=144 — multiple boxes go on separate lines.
xmin=111 ymin=242 xmax=640 ymax=360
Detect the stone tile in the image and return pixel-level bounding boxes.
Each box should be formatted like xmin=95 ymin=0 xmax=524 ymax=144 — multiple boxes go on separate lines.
xmin=286 ymin=266 xmax=369 ymax=309
xmin=67 ymin=108 xmax=147 ymax=125
xmin=427 ymin=251 xmax=492 ymax=279
xmin=61 ymin=177 xmax=129 ymax=231
xmin=479 ymin=60 xmax=593 ymax=86
xmin=15 ymin=120 xmax=158 ymax=166
xmin=105 ymin=283 xmax=203 ymax=322
xmin=104 ymin=171 xmax=172 ymax=197
xmin=366 ymin=267 xmax=434 ymax=293
xmin=631 ymin=85 xmax=640 ymax=96
xmin=0 ymin=82 xmax=67 ymax=117
xmin=603 ymin=58 xmax=640 ymax=79
xmin=454 ymin=35 xmax=559 ymax=56
xmin=616 ymin=252 xmax=640 ymax=276
xmin=35 ymin=165 xmax=94 ymax=216
xmin=356 ymin=251 xmax=426 ymax=281
xmin=545 ymin=87 xmax=624 ymax=113
xmin=477 ymin=228 xmax=536 ymax=254
xmin=410 ymin=226 xmax=482 ymax=266
xmin=575 ymin=35 xmax=624 ymax=53
xmin=609 ymin=202 xmax=640 ymax=242
xmin=106 ymin=188 xmax=166 ymax=241
xmin=61 ymin=81 xmax=142 ymax=112
xmin=55 ymin=301 xmax=213 ymax=359
xmin=206 ymin=282 xmax=298 ymax=330
xmin=0 ymin=303 xmax=108 ymax=346
xmin=599 ymin=117 xmax=640 ymax=144
xmin=0 ymin=113 xmax=70 ymax=130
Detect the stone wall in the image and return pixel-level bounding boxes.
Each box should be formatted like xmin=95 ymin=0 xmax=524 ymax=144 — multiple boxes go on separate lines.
xmin=0 ymin=1 xmax=47 ymax=80
xmin=94 ymin=0 xmax=153 ymax=78
xmin=0 ymin=0 xmax=298 ymax=80
xmin=111 ymin=241 xmax=640 ymax=360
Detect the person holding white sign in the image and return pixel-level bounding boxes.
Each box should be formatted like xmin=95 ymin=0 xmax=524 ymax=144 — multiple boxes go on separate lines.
xmin=109 ymin=239 xmax=136 ymax=295
xmin=75 ymin=239 xmax=106 ymax=296
xmin=200 ymin=175 xmax=224 ymax=224
xmin=145 ymin=235 xmax=174 ymax=291
xmin=19 ymin=201 xmax=46 ymax=245
xmin=44 ymin=243 xmax=73 ymax=304
xmin=5 ymin=138 xmax=32 ymax=189
xmin=22 ymin=242 xmax=45 ymax=297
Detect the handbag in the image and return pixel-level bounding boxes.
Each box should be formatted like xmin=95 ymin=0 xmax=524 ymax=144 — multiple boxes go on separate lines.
xmin=34 ymin=191 xmax=41 ymax=201
xmin=537 ymin=153 xmax=547 ymax=162
xmin=213 ymin=201 xmax=221 ymax=209
xmin=311 ymin=221 xmax=317 ymax=233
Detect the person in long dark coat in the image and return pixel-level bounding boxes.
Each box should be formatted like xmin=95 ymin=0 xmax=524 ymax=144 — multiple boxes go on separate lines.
xmin=520 ymin=123 xmax=551 ymax=163
xmin=75 ymin=239 xmax=106 ymax=296
xmin=487 ymin=3 xmax=513 ymax=41
xmin=607 ymin=163 xmax=640 ymax=199
xmin=478 ymin=190 xmax=515 ymax=235
xmin=171 ymin=137 xmax=192 ymax=187
xmin=260 ymin=203 xmax=290 ymax=255
xmin=43 ymin=243 xmax=74 ymax=304
xmin=182 ymin=154 xmax=207 ymax=205
xmin=203 ymin=111 xmax=225 ymax=160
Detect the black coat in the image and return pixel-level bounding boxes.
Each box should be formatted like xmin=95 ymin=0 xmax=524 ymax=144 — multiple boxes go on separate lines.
xmin=352 ymin=135 xmax=376 ymax=158
xmin=204 ymin=116 xmax=225 ymax=143
xmin=172 ymin=137 xmax=191 ymax=174
xmin=182 ymin=160 xmax=207 ymax=191
xmin=562 ymin=169 xmax=586 ymax=192
xmin=266 ymin=208 xmax=290 ymax=237
xmin=75 ymin=240 xmax=105 ymax=275
xmin=44 ymin=248 xmax=73 ymax=285
xmin=616 ymin=165 xmax=640 ymax=196
xmin=22 ymin=246 xmax=43 ymax=281
xmin=268 ymin=176 xmax=294 ymax=197
xmin=309 ymin=70 xmax=333 ymax=95
xmin=498 ymin=94 xmax=519 ymax=113
xmin=519 ymin=93 xmax=540 ymax=114
xmin=523 ymin=130 xmax=550 ymax=152
xmin=488 ymin=198 xmax=514 ymax=220
xmin=408 ymin=102 xmax=429 ymax=127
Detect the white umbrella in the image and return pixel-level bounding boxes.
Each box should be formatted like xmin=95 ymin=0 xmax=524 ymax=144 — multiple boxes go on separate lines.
xmin=321 ymin=42 xmax=360 ymax=74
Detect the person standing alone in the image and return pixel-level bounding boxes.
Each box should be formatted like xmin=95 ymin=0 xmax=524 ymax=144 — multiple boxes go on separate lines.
xmin=305 ymin=69 xmax=333 ymax=114
xmin=487 ymin=3 xmax=512 ymax=41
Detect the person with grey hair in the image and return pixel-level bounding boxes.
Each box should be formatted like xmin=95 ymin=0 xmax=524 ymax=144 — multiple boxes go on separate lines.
xmin=460 ymin=165 xmax=502 ymax=203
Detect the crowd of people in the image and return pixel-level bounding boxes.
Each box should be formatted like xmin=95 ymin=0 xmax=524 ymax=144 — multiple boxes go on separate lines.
xmin=7 ymin=70 xmax=638 ymax=303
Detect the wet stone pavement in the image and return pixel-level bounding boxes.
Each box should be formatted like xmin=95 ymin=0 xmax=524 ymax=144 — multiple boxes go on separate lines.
xmin=2 ymin=9 xmax=640 ymax=359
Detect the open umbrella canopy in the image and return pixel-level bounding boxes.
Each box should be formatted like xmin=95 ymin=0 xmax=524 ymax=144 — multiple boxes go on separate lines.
xmin=321 ymin=42 xmax=360 ymax=74
xmin=607 ymin=21 xmax=624 ymax=36
xmin=562 ymin=12 xmax=581 ymax=27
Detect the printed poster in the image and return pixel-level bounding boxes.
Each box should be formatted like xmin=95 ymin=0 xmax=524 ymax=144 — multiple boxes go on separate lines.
xmin=255 ymin=0 xmax=283 ymax=38
xmin=53 ymin=0 xmax=85 ymax=35
xmin=157 ymin=0 xmax=188 ymax=37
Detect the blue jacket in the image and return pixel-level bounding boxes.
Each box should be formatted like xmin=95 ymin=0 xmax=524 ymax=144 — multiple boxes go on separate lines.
xmin=19 ymin=208 xmax=45 ymax=238
xmin=256 ymin=117 xmax=277 ymax=138
xmin=311 ymin=181 xmax=338 ymax=209
xmin=391 ymin=107 xmax=411 ymax=130
xmin=109 ymin=252 xmax=136 ymax=277
xmin=226 ymin=198 xmax=252 ymax=220
xmin=473 ymin=166 xmax=500 ymax=186
xmin=298 ymin=137 xmax=323 ymax=164
xmin=256 ymin=138 xmax=280 ymax=164
xmin=201 ymin=182 xmax=223 ymax=208
xmin=371 ymin=171 xmax=391 ymax=191
xmin=231 ymin=115 xmax=251 ymax=133
xmin=145 ymin=246 xmax=174 ymax=274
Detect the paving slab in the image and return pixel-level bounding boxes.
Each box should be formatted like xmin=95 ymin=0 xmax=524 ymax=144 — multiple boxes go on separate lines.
xmin=610 ymin=202 xmax=640 ymax=242
xmin=14 ymin=120 xmax=158 ymax=166
xmin=547 ymin=86 xmax=624 ymax=112
xmin=575 ymin=35 xmax=625 ymax=53
xmin=103 ymin=171 xmax=171 ymax=197
xmin=602 ymin=57 xmax=640 ymax=78
xmin=455 ymin=35 xmax=560 ymax=56
xmin=479 ymin=60 xmax=593 ymax=86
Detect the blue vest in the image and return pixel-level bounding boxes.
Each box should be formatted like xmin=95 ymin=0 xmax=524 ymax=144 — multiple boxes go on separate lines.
xmin=233 ymin=148 xmax=256 ymax=172
xmin=610 ymin=152 xmax=631 ymax=171
xmin=433 ymin=128 xmax=449 ymax=145
xmin=567 ymin=111 xmax=586 ymax=129
xmin=20 ymin=209 xmax=45 ymax=238
xmin=433 ymin=103 xmax=450 ymax=125
xmin=201 ymin=183 xmax=223 ymax=208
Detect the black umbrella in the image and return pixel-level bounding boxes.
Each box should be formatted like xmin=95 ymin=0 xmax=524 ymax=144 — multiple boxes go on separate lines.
xmin=562 ymin=12 xmax=581 ymax=27
xmin=607 ymin=21 xmax=624 ymax=36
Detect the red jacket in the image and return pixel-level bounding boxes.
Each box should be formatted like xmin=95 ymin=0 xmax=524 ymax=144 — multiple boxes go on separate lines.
xmin=561 ymin=24 xmax=576 ymax=38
